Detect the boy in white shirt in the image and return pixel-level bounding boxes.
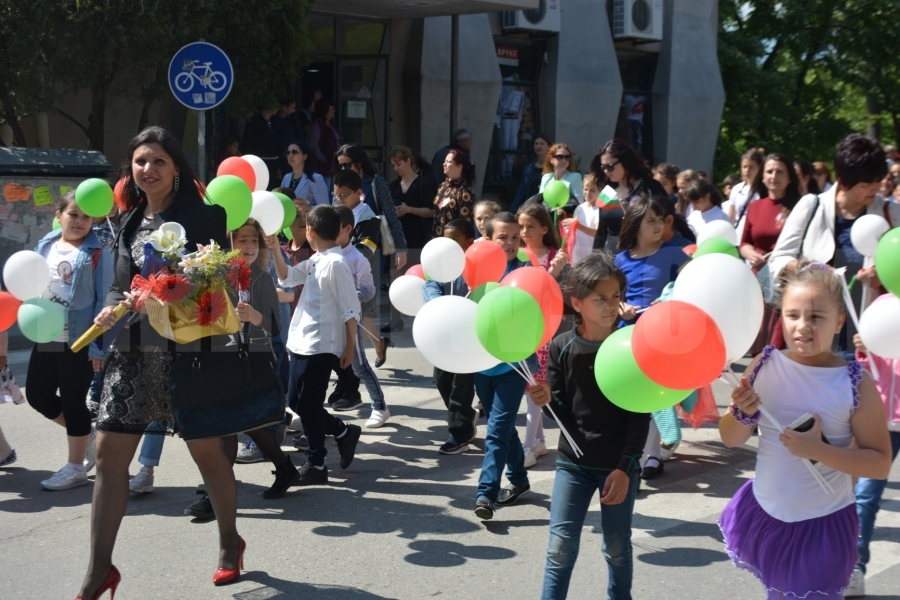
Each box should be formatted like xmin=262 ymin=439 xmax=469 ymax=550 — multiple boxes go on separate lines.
xmin=270 ymin=205 xmax=363 ymax=484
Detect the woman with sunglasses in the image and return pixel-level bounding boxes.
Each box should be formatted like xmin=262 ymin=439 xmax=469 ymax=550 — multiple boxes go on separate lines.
xmin=590 ymin=138 xmax=667 ymax=252
xmin=280 ymin=141 xmax=329 ymax=207
xmin=539 ymin=143 xmax=584 ymax=203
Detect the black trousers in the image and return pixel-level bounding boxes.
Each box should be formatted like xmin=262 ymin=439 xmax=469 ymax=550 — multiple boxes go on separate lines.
xmin=26 ymin=342 xmax=95 ymax=437
xmin=287 ymin=352 xmax=347 ymax=466
xmin=433 ymin=367 xmax=476 ymax=444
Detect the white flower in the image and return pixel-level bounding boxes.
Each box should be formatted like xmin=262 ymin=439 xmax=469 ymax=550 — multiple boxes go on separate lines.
xmin=151 ymin=222 xmax=187 ymax=255
xmin=149 ymin=230 xmax=175 ymax=253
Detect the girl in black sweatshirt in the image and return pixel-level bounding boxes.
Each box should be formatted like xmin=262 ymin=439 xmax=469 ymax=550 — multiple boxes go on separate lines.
xmin=529 ymin=251 xmax=650 ymax=600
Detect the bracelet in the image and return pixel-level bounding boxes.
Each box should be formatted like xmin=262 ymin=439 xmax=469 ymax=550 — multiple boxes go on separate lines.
xmin=729 ymin=403 xmax=760 ymax=426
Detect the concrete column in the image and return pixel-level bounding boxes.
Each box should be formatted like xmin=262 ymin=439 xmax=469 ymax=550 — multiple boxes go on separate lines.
xmin=652 ymin=0 xmax=724 ymax=174
xmin=542 ymin=0 xmax=623 ymax=168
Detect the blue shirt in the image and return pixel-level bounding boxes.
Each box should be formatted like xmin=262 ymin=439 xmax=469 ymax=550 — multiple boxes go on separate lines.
xmin=615 ymin=242 xmax=689 ymax=326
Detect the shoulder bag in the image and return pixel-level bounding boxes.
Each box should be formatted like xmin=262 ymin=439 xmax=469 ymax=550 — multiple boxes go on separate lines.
xmin=370 ymin=178 xmax=396 ymax=255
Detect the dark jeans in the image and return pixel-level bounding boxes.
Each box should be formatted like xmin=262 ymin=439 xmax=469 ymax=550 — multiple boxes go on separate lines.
xmin=541 ymin=466 xmax=640 ymax=600
xmin=434 ymin=367 xmax=476 ymax=443
xmin=855 ymin=430 xmax=900 ymax=573
xmin=26 ymin=342 xmax=95 ymax=437
xmin=271 ymin=339 xmax=291 ymax=393
xmin=287 ymin=352 xmax=347 ymax=466
xmin=475 ymin=368 xmax=529 ymax=503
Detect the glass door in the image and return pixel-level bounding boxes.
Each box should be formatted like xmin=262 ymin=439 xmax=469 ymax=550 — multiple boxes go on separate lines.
xmin=338 ymin=56 xmax=388 ymax=173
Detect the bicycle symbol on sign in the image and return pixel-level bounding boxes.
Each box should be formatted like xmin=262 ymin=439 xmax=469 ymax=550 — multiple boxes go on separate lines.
xmin=174 ymin=60 xmax=227 ymax=93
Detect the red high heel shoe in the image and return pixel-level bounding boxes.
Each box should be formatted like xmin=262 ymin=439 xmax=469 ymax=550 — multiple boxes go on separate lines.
xmin=75 ymin=565 xmax=121 ymax=600
xmin=212 ymin=537 xmax=246 ymax=586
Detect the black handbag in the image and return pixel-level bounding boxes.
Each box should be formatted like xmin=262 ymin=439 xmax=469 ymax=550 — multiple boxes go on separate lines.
xmin=171 ymin=331 xmax=285 ymax=441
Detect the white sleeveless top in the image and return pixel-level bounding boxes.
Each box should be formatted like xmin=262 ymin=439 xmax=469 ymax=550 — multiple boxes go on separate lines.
xmin=750 ymin=346 xmax=862 ymax=523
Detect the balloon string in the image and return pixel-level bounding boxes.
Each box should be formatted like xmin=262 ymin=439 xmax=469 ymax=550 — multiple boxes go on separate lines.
xmin=106 ymin=216 xmax=114 ymax=237
xmin=230 ymin=231 xmax=234 ymax=251
xmin=847 ymin=276 xmax=857 ymax=291
xmin=836 ymin=270 xmax=879 ymax=380
xmin=517 ymin=359 xmax=583 ymax=458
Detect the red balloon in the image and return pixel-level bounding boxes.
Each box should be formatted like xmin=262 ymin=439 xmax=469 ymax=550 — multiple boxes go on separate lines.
xmin=523 ymin=247 xmax=540 ymax=266
xmin=406 ymin=264 xmax=426 ymax=280
xmin=0 ymin=292 xmax=22 ymax=332
xmin=463 ymin=241 xmax=507 ymax=289
xmin=683 ymin=244 xmax=697 ymax=257
xmin=217 ymin=157 xmax=256 ymax=191
xmin=632 ymin=300 xmax=726 ymax=390
xmin=113 ymin=177 xmax=128 ymax=210
xmin=500 ymin=266 xmax=563 ymax=347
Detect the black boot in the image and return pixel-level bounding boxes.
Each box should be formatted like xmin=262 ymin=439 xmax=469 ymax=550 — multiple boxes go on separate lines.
xmin=263 ymin=457 xmax=300 ymax=499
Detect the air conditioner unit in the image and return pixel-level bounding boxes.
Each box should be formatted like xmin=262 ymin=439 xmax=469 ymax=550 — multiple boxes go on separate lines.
xmin=613 ymin=0 xmax=663 ymax=41
xmin=502 ymin=0 xmax=561 ymax=34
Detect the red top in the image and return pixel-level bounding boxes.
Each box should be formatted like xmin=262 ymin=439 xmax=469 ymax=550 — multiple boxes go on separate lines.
xmin=741 ymin=197 xmax=786 ymax=254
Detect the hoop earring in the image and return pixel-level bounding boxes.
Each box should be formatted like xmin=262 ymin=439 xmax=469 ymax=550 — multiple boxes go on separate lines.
xmin=173 ymin=173 xmax=180 ymax=194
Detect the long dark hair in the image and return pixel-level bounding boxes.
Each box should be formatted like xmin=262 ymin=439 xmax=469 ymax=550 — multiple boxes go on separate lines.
xmin=335 ymin=144 xmax=377 ymax=178
xmin=119 ymin=126 xmax=203 ymax=211
xmin=794 ymin=160 xmax=821 ymax=195
xmin=751 ymin=153 xmax=802 ymax=211
xmin=617 ymin=194 xmax=669 ymax=251
xmin=447 ymin=148 xmax=476 ymax=187
xmin=589 ymin=138 xmax=650 ymax=188
xmin=516 ymin=203 xmax=559 ymax=250
xmin=288 ymin=140 xmax=315 ymax=177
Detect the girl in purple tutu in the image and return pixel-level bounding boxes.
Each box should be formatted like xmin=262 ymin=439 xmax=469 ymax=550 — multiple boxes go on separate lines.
xmin=718 ymin=261 xmax=893 ymax=599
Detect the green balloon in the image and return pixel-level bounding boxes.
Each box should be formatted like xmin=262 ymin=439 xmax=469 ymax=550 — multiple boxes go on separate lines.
xmin=470 ymin=282 xmax=499 ymax=303
xmin=516 ymin=248 xmax=530 ymax=263
xmin=693 ymin=237 xmax=740 ymax=259
xmin=475 ymin=286 xmax=544 ymax=363
xmin=543 ymin=180 xmax=569 ymax=208
xmin=205 ymin=175 xmax=252 ymax=231
xmin=283 ymin=227 xmax=294 ymax=241
xmin=52 ymin=216 xmax=61 ymax=230
xmin=594 ymin=326 xmax=692 ymax=413
xmin=274 ymin=192 xmax=297 ymax=230
xmin=875 ymin=226 xmax=900 ymax=297
xmin=75 ymin=178 xmax=114 ymax=218
xmin=18 ymin=298 xmax=65 ymax=343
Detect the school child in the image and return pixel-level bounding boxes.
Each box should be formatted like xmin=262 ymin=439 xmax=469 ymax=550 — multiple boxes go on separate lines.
xmin=270 ymin=205 xmax=363 ymax=484
xmin=529 ymin=252 xmax=650 ymax=600
xmin=26 ymin=190 xmax=113 ymax=490
xmin=567 ymin=174 xmax=601 ymax=264
xmin=614 ymin=195 xmax=690 ymax=479
xmin=422 ymin=218 xmax=478 ymax=454
xmin=0 ymin=330 xmax=23 ymax=467
xmin=718 ymin=262 xmax=892 ymax=599
xmin=516 ymin=203 xmax=568 ymax=468
xmin=473 ymin=212 xmax=536 ymax=521
xmin=682 ymin=179 xmax=731 ymax=237
xmin=473 ymin=200 xmax=501 ymax=240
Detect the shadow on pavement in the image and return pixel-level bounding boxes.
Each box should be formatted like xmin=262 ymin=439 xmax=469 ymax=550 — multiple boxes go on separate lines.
xmin=636 ymin=546 xmax=729 ymax=567
xmin=234 ymin=575 xmax=399 ymax=599
xmin=403 ymin=539 xmax=516 ymax=566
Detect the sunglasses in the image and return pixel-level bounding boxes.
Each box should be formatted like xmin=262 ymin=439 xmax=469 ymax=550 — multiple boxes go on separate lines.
xmin=286 ymin=148 xmax=301 ymax=156
xmin=554 ymin=154 xmax=571 ymax=161
xmin=337 ymin=162 xmax=354 ymax=170
xmin=601 ymin=161 xmax=620 ymax=173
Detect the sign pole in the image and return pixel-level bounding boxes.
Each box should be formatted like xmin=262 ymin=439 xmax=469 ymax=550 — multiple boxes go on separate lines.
xmin=197 ymin=110 xmax=207 ymax=183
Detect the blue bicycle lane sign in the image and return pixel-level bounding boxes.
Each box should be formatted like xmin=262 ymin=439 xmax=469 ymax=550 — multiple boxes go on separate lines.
xmin=168 ymin=42 xmax=233 ymax=110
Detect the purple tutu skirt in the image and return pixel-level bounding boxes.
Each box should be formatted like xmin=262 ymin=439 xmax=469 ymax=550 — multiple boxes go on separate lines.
xmin=719 ymin=480 xmax=857 ymax=598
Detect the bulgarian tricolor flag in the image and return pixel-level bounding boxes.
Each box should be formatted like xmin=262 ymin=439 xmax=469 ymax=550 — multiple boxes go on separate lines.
xmin=596 ymin=185 xmax=621 ymax=210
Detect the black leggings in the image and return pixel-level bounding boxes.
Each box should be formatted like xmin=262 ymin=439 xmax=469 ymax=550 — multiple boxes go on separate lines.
xmin=26 ymin=342 xmax=95 ymax=437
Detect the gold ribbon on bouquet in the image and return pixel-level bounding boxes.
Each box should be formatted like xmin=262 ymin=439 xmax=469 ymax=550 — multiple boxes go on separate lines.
xmin=143 ymin=292 xmax=241 ymax=344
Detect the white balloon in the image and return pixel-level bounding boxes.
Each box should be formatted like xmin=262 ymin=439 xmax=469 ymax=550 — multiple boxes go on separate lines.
xmin=389 ymin=275 xmax=426 ymax=316
xmin=850 ymin=214 xmax=890 ymax=257
xmin=3 ymin=250 xmax=50 ymax=301
xmin=420 ymin=237 xmax=466 ymax=283
xmin=249 ymin=191 xmax=285 ymax=235
xmin=413 ymin=295 xmax=501 ymax=373
xmin=859 ymin=295 xmax=900 ymax=359
xmin=672 ymin=253 xmax=764 ymax=362
xmin=696 ymin=219 xmax=738 ymax=246
xmin=243 ymin=155 xmax=270 ymax=192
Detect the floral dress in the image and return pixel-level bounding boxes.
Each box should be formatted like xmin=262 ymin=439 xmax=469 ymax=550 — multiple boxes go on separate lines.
xmin=432 ymin=179 xmax=474 ymax=238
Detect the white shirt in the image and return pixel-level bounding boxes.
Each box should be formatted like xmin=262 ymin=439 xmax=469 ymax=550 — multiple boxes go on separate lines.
xmin=41 ymin=241 xmax=79 ymax=342
xmin=351 ymin=201 xmax=369 ymax=225
xmin=342 ymin=244 xmax=376 ymax=303
xmin=279 ymin=246 xmax=362 ymax=357
xmin=686 ymin=205 xmax=730 ymax=237
xmin=729 ymin=181 xmax=759 ymax=240
xmin=571 ymin=202 xmax=599 ymax=264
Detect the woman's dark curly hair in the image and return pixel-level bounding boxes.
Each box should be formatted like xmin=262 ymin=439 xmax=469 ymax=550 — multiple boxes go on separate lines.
xmin=118 ymin=126 xmax=204 ymax=211
xmin=589 ymin=138 xmax=650 ymax=188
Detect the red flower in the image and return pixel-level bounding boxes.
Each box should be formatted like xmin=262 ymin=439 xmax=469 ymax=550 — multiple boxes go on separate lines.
xmin=227 ymin=259 xmax=251 ymax=291
xmin=152 ymin=274 xmax=191 ymax=303
xmin=197 ymin=290 xmax=227 ymax=327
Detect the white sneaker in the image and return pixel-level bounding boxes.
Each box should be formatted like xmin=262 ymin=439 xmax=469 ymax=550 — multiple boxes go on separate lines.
xmin=523 ymin=448 xmax=537 ymax=468
xmin=844 ymin=568 xmax=865 ymax=598
xmin=83 ymin=428 xmax=97 ymax=472
xmin=287 ymin=416 xmax=304 ymax=432
xmin=41 ymin=464 xmax=89 ymax=491
xmin=532 ymin=439 xmax=548 ymax=458
xmin=129 ymin=466 xmax=155 ymax=493
xmin=365 ymin=407 xmax=390 ymax=428
xmin=660 ymin=441 xmax=680 ymax=462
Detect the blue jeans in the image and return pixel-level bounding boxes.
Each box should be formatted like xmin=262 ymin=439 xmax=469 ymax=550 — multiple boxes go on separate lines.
xmin=855 ymin=430 xmax=900 ymax=573
xmin=474 ymin=368 xmax=529 ymax=503
xmin=353 ymin=326 xmax=386 ymax=411
xmin=541 ymin=466 xmax=640 ymax=600
xmin=138 ymin=422 xmax=168 ymax=467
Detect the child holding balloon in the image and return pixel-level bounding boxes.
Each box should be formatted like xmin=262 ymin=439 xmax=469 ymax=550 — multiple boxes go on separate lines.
xmin=529 ymin=251 xmax=650 ymax=600
xmin=719 ymin=262 xmax=892 ymax=599
xmin=25 ymin=190 xmax=113 ymax=490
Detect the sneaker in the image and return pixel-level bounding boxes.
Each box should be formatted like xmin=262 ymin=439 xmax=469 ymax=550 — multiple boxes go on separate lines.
xmin=0 ymin=448 xmax=16 ymax=467
xmin=474 ymin=497 xmax=494 ymax=520
xmin=292 ymin=435 xmax=308 ymax=449
xmin=336 ymin=424 xmax=362 ymax=469
xmin=844 ymin=568 xmax=865 ymax=598
xmin=40 ymin=464 xmax=89 ymax=491
xmin=660 ymin=441 xmax=680 ymax=462
xmin=439 ymin=438 xmax=470 ymax=455
xmin=275 ymin=422 xmax=288 ymax=446
xmin=641 ymin=457 xmax=664 ymax=480
xmin=235 ymin=441 xmax=265 ymax=463
xmin=263 ymin=458 xmax=300 ymax=499
xmin=532 ymin=439 xmax=548 ymax=458
xmin=365 ymin=407 xmax=390 ymax=428
xmin=295 ymin=460 xmax=329 ymax=486
xmin=523 ymin=448 xmax=537 ymax=468
xmin=497 ymin=483 xmax=531 ymax=507
xmin=184 ymin=490 xmax=215 ymax=519
xmin=332 ymin=394 xmax=364 ymax=412
xmin=129 ymin=466 xmax=155 ymax=493
xmin=327 ymin=380 xmax=348 ymax=406
xmin=287 ymin=416 xmax=303 ymax=432
xmin=83 ymin=428 xmax=97 ymax=472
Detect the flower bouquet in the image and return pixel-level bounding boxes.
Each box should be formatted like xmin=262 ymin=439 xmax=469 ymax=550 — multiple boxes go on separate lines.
xmin=71 ymin=222 xmax=246 ymax=351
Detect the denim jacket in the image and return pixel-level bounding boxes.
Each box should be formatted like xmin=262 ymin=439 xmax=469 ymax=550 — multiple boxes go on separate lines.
xmin=33 ymin=229 xmax=114 ymax=359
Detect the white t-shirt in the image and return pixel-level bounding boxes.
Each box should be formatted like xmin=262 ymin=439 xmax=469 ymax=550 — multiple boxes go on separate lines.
xmin=729 ymin=181 xmax=759 ymax=240
xmin=41 ymin=241 xmax=79 ymax=342
xmin=571 ymin=202 xmax=600 ymax=264
xmin=687 ymin=205 xmax=730 ymax=237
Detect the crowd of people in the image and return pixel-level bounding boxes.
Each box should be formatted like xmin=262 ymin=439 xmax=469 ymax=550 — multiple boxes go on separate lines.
xmin=0 ymin=120 xmax=898 ymax=600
